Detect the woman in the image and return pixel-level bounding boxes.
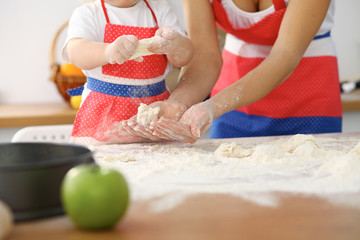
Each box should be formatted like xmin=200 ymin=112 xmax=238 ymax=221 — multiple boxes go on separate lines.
xmin=126 ymin=0 xmax=342 ymax=144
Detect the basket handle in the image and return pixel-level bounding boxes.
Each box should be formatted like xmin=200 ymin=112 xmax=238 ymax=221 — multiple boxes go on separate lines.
xmin=49 ymin=20 xmax=69 ymax=69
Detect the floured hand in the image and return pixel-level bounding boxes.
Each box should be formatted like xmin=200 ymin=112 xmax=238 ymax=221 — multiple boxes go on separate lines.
xmin=149 ymin=26 xmax=182 ymax=54
xmin=123 ymin=116 xmax=161 ymax=141
xmin=150 ymin=118 xmax=198 ymax=143
xmin=122 ymin=100 xmax=188 ymax=141
xmin=129 ymin=36 xmax=163 ymax=60
xmin=151 ymin=99 xmax=214 ymax=144
xmin=105 ymin=35 xmax=143 ymax=65
xmin=103 ymin=121 xmax=151 ymax=144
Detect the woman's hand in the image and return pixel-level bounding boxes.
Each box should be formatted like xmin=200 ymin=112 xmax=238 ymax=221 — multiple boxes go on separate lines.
xmin=151 ymin=99 xmax=215 ymax=143
xmin=105 ymin=35 xmax=143 ymax=64
xmin=122 ymin=100 xmax=188 ymax=141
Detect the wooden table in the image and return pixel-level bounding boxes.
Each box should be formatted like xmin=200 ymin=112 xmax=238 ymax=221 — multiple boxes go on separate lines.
xmin=7 ymin=133 xmax=360 ymax=240
xmin=9 ymin=192 xmax=360 ymax=240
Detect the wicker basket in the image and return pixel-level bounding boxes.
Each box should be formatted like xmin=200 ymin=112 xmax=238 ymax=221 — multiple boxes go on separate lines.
xmin=49 ymin=21 xmax=87 ymax=103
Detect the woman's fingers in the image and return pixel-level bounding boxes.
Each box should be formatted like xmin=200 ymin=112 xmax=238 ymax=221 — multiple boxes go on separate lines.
xmin=151 ymin=119 xmax=198 ymax=143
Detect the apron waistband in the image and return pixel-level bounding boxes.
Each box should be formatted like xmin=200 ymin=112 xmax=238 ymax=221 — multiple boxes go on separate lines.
xmin=87 ymin=77 xmax=167 ymax=98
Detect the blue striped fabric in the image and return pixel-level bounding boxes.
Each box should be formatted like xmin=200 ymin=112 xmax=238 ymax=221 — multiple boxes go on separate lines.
xmin=314 ymin=31 xmax=331 ymax=40
xmin=210 ymin=110 xmax=342 ymax=139
xmin=87 ymin=77 xmax=167 ymax=98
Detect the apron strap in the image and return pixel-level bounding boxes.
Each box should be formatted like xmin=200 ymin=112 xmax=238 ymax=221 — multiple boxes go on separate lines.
xmin=144 ymin=0 xmax=159 ymax=27
xmin=100 ymin=0 xmax=158 ymax=26
xmin=273 ymin=0 xmax=287 ymax=11
xmin=101 ymin=0 xmax=110 ymax=23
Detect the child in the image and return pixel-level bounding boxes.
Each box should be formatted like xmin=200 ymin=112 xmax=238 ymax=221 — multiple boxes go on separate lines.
xmin=62 ymin=0 xmax=194 ymax=145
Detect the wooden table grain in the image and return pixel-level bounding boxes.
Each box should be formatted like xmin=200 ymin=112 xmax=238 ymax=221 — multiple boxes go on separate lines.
xmin=8 ymin=193 xmax=360 ymax=240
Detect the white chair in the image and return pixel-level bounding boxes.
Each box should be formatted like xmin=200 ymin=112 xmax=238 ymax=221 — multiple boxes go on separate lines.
xmin=11 ymin=124 xmax=73 ymax=143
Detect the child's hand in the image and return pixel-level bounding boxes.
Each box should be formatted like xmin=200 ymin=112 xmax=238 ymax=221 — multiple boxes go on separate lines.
xmin=150 ymin=26 xmax=182 ymax=54
xmin=105 ymin=35 xmax=142 ymax=64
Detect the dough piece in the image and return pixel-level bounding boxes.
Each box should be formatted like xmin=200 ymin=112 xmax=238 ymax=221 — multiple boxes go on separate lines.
xmin=136 ymin=103 xmax=160 ymax=126
xmin=282 ymin=134 xmax=320 ymax=153
xmin=250 ymin=145 xmax=286 ymax=163
xmin=215 ymin=142 xmax=253 ymax=158
xmin=130 ymin=36 xmax=162 ymax=60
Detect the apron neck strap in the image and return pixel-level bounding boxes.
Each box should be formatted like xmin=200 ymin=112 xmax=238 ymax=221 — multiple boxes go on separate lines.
xmin=100 ymin=0 xmax=158 ymax=26
xmin=101 ymin=0 xmax=110 ymax=24
xmin=273 ymin=0 xmax=287 ymax=11
xmin=144 ymin=0 xmax=158 ymax=26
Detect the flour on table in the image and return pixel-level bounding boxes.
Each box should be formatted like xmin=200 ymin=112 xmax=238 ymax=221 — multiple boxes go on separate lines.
xmin=130 ymin=36 xmax=162 ymax=60
xmin=94 ymin=134 xmax=360 ymax=212
xmin=103 ymin=153 xmax=136 ymax=162
xmin=350 ymin=142 xmax=360 ymax=154
xmin=136 ymin=103 xmax=160 ymax=126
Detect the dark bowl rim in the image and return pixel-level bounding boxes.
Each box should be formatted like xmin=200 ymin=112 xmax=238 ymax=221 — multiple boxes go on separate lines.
xmin=0 ymin=142 xmax=93 ymax=172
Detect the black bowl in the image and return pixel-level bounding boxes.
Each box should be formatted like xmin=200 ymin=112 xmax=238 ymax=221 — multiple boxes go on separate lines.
xmin=0 ymin=142 xmax=94 ymax=221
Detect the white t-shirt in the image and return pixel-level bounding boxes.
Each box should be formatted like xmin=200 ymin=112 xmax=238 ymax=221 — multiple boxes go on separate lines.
xmin=62 ymin=0 xmax=184 ymax=85
xmin=212 ymin=0 xmax=336 ymax=59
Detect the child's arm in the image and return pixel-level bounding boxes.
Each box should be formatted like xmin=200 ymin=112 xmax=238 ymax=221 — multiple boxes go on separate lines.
xmin=66 ymin=35 xmax=141 ymax=70
xmin=150 ymin=26 xmax=194 ymax=67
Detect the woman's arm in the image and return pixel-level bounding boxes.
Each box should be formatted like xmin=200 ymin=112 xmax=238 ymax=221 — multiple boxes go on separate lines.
xmin=167 ymin=0 xmax=223 ymax=109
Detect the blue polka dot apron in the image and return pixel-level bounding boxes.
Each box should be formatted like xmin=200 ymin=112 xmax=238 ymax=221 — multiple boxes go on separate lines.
xmin=210 ymin=0 xmax=342 ymax=138
xmin=71 ymin=0 xmax=170 ymax=144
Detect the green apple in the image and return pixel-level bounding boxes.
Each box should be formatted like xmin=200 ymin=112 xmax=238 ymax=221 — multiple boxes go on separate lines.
xmin=61 ymin=164 xmax=129 ymax=230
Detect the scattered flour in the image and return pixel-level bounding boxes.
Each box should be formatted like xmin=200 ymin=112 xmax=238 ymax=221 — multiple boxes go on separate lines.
xmin=103 ymin=153 xmax=136 ymax=162
xmin=94 ymin=134 xmax=360 ymax=212
xmin=136 ymin=103 xmax=160 ymax=126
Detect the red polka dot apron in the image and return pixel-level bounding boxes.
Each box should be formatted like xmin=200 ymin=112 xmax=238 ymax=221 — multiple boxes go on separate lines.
xmin=210 ymin=0 xmax=342 ymax=138
xmin=71 ymin=0 xmax=170 ymax=144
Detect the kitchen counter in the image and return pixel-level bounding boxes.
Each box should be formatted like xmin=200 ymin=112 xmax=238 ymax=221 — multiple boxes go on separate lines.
xmin=0 ymin=103 xmax=76 ymax=128
xmin=7 ymin=132 xmax=360 ymax=240
xmin=341 ymin=89 xmax=360 ymax=111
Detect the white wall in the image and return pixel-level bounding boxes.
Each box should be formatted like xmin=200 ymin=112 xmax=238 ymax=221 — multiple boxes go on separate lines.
xmin=332 ymin=0 xmax=360 ymax=80
xmin=0 ymin=0 xmax=359 ymax=105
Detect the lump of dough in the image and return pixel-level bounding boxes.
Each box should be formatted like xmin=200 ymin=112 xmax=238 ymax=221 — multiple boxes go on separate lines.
xmin=215 ymin=142 xmax=253 ymax=158
xmin=130 ymin=36 xmax=163 ymax=60
xmin=250 ymin=144 xmax=286 ymax=163
xmin=136 ymin=103 xmax=160 ymax=126
xmin=282 ymin=134 xmax=320 ymax=153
